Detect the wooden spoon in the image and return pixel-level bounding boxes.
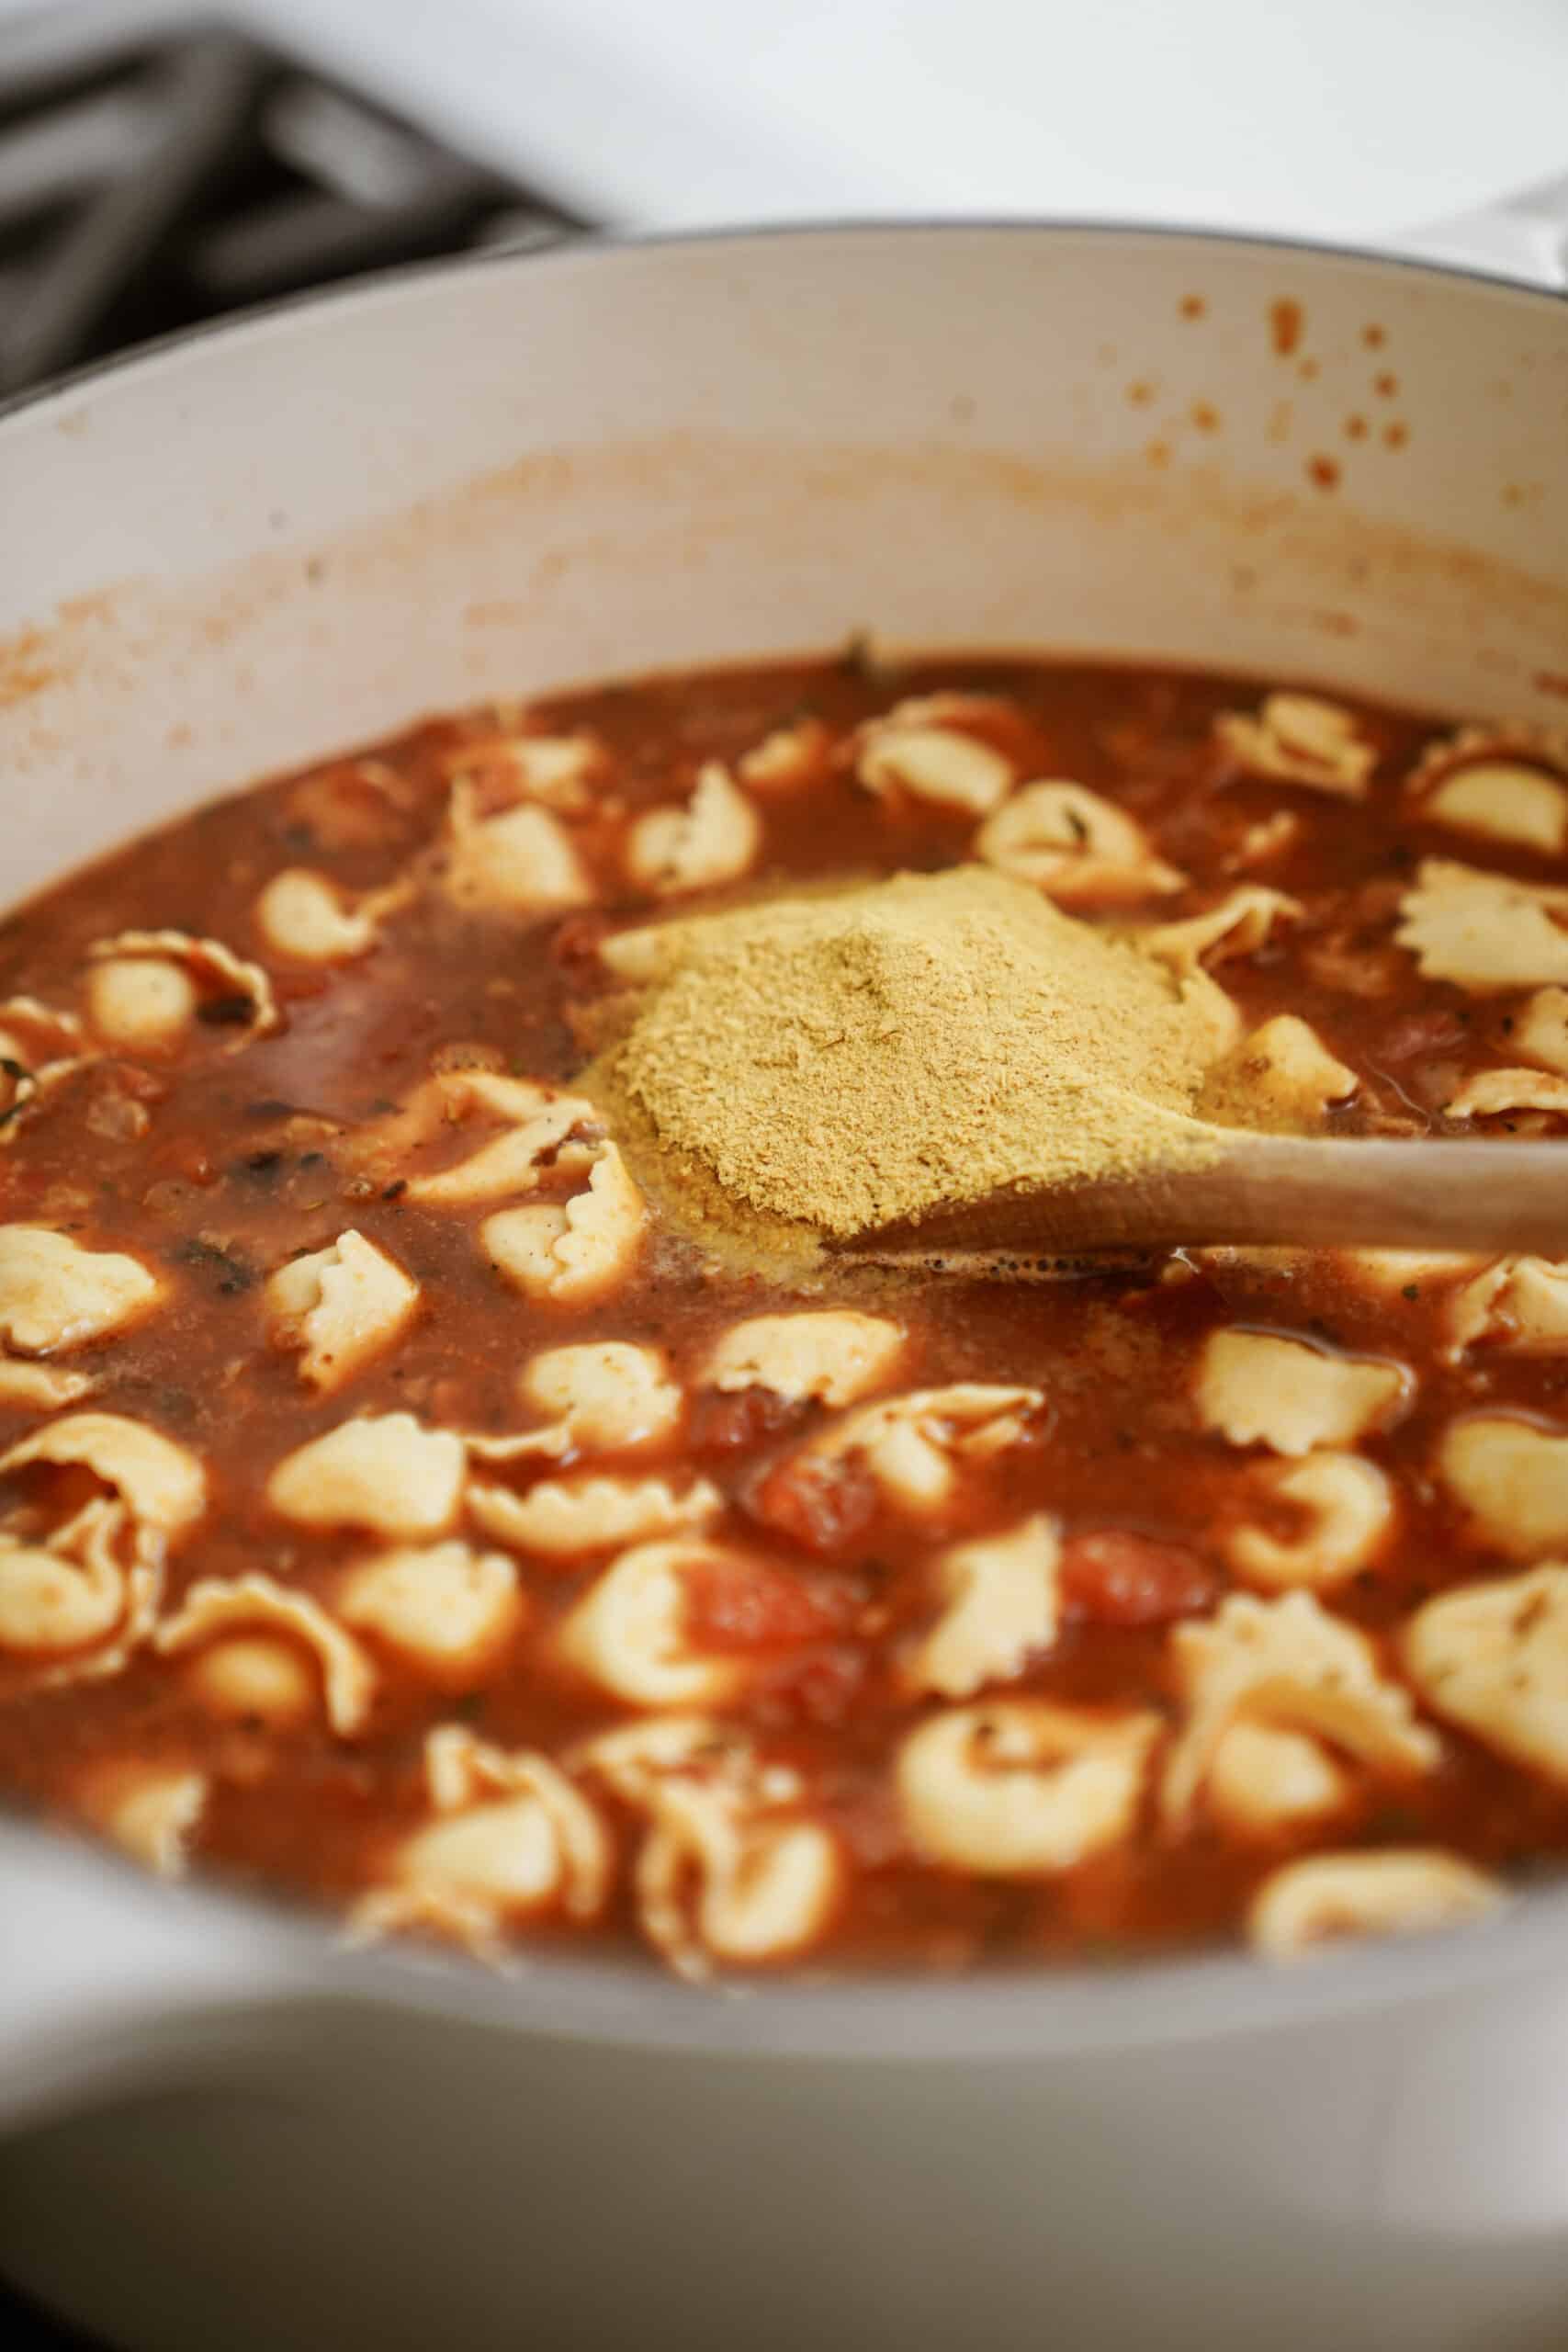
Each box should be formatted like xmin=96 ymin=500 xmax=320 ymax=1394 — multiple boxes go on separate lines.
xmin=836 ymin=1132 xmax=1568 ymax=1263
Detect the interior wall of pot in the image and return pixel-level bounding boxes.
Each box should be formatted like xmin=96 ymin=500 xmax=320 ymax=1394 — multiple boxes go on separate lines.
xmin=1 ymin=225 xmax=1565 ymax=899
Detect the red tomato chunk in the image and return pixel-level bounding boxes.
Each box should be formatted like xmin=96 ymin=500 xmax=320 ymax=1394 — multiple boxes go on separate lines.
xmin=749 ymin=1455 xmax=881 ymax=1556
xmin=1060 ymin=1530 xmax=1217 ymax=1627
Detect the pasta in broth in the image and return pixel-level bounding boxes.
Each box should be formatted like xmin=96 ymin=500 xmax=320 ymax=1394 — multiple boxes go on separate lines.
xmin=0 ymin=655 xmax=1564 ymax=1976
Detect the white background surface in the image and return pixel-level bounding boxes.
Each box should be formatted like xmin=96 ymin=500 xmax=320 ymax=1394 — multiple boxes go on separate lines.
xmin=6 ymin=0 xmax=1568 ymax=242
xmin=229 ymin=0 xmax=1568 ymax=241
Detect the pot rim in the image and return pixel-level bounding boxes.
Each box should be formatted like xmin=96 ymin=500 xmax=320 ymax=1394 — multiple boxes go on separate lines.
xmin=0 ymin=208 xmax=1562 ymax=436
xmin=4 ymin=215 xmax=1567 ymax=2063
xmin=7 ymin=1801 xmax=1568 ymax=2062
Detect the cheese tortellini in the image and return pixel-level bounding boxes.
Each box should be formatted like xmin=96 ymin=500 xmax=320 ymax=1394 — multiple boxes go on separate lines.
xmin=1446 ymin=1257 xmax=1568 ymax=1358
xmin=446 ymin=731 xmax=604 ymax=811
xmin=0 ymin=1506 xmax=145 ymax=1664
xmin=1514 ymin=987 xmax=1568 ymax=1077
xmin=349 ymin=1726 xmax=609 ymax=1959
xmin=1197 ymin=1330 xmax=1410 ymax=1457
xmin=855 ymin=714 xmax=1013 ymax=815
xmin=1442 ymin=1069 xmax=1568 ymax=1120
xmin=897 ymin=1700 xmax=1161 ymax=1875
xmin=1225 ymin=1452 xmax=1396 ymax=1591
xmin=625 ymin=763 xmax=760 ymax=897
xmin=401 ymin=1075 xmax=598 ymax=1209
xmin=1395 ymin=862 xmax=1568 ymax=992
xmin=1205 ymin=1723 xmax=1348 ymax=1838
xmin=1405 ymin=1565 xmax=1568 ymax=1782
xmin=738 ymin=719 xmax=829 ymax=792
xmin=254 ymin=868 xmax=410 ymax=962
xmin=1162 ymin=1590 xmax=1438 ymax=1829
xmin=0 ymin=1359 xmax=94 ymax=1409
xmin=800 ymin=1383 xmax=1043 ymax=1516
xmin=579 ymin=1717 xmax=840 ymax=1975
xmin=558 ymin=1539 xmax=753 ymax=1706
xmin=1215 ymin=692 xmax=1374 ymax=797
xmin=0 ymin=1412 xmax=204 ymax=1683
xmin=85 ymin=930 xmax=277 ymax=1049
xmin=902 ymin=1515 xmax=1061 ymax=1699
xmin=698 ymin=1311 xmax=905 ymax=1408
xmin=0 ymin=1226 xmax=161 ymax=1363
xmin=514 ymin=1341 xmax=682 ymax=1455
xmin=0 ymin=998 xmax=85 ymax=1141
xmin=156 ymin=1573 xmax=376 ymax=1734
xmin=976 ymin=781 xmax=1184 ymax=904
xmin=467 ymin=1470 xmax=719 ymax=1559
xmin=79 ymin=1760 xmax=209 ymax=1880
xmin=1141 ymin=886 xmax=1303 ymax=976
xmin=1200 ymin=1016 xmax=1357 ymax=1131
xmin=265 ymin=1229 xmax=418 ymax=1392
xmin=482 ymin=1143 xmax=646 ymax=1305
xmin=266 ymin=1413 xmax=466 ymax=1540
xmin=1437 ymin=1416 xmax=1568 ymax=1557
xmin=337 ymin=1542 xmax=525 ymax=1684
xmin=442 ymin=787 xmax=592 ymax=913
xmin=1406 ymin=726 xmax=1568 ymax=854
xmin=3 ymin=1410 xmax=207 ymax=1544
xmin=1249 ymin=1849 xmax=1505 ymax=1960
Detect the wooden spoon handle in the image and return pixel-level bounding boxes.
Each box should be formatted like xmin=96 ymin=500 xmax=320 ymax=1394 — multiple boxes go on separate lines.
xmin=847 ymin=1136 xmax=1568 ymax=1258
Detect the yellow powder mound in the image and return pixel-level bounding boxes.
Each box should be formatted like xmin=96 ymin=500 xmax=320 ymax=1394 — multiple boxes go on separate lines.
xmin=604 ymin=867 xmax=1218 ymax=1238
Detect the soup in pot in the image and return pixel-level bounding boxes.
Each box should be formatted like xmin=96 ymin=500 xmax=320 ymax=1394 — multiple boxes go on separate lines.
xmin=1 ymin=651 xmax=1565 ymax=1978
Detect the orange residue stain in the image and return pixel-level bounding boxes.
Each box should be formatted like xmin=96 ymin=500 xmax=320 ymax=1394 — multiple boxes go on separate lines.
xmin=1190 ymin=401 xmax=1221 ymax=433
xmin=1306 ymin=455 xmax=1340 ymax=491
xmin=1297 ymin=357 xmax=1319 ymax=382
xmin=0 ymin=627 xmax=56 ymax=707
xmin=58 ymin=588 xmax=122 ymax=628
xmin=1362 ymin=324 xmax=1386 ymax=349
xmin=1179 ymin=294 xmax=1206 ymax=321
xmin=1269 ymin=299 xmax=1303 ymax=356
xmin=1344 ymin=414 xmax=1368 ymax=442
xmin=1314 ymin=611 xmax=1359 ymax=639
xmin=464 ymin=599 xmax=528 ymax=627
xmin=1384 ymin=422 xmax=1408 ymax=450
xmin=1127 ymin=379 xmax=1156 ymax=407
xmin=1503 ymin=484 xmax=1525 ymax=509
xmin=1535 ymin=671 xmax=1568 ymax=700
xmin=1145 ymin=439 xmax=1172 ymax=468
xmin=1373 ymin=370 xmax=1398 ymax=398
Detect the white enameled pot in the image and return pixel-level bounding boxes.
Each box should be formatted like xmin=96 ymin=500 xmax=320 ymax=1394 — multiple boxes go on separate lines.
xmin=1 ymin=192 xmax=1567 ymax=2352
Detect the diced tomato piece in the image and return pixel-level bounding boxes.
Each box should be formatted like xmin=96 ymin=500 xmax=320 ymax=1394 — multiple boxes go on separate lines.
xmin=688 ymin=1385 xmax=804 ymax=1455
xmin=749 ymin=1454 xmax=880 ymax=1556
xmin=754 ymin=1644 xmax=868 ymax=1729
xmin=1060 ymin=1529 xmax=1216 ymax=1627
xmin=459 ymin=760 xmax=528 ymax=819
xmin=682 ymin=1557 xmax=843 ymax=1652
xmin=273 ymin=969 xmax=332 ymax=1005
xmin=285 ymin=763 xmax=414 ymax=849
